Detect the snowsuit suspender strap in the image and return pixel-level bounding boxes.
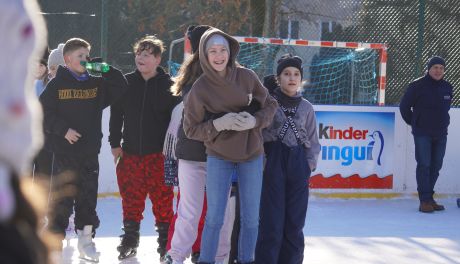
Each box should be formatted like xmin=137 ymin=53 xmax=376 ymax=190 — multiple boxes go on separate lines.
xmin=273 ymin=95 xmax=302 ymax=144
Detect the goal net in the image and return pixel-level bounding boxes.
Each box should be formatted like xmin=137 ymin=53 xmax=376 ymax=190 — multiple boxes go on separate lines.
xmin=168 ymin=36 xmax=387 ymax=105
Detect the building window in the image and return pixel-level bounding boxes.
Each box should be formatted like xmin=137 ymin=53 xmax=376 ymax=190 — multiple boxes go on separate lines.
xmin=320 ymin=21 xmax=338 ymax=40
xmin=280 ymin=20 xmax=299 ymax=39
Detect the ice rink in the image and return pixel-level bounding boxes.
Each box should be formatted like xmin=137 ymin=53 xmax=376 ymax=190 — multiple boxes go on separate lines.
xmin=60 ymin=196 xmax=460 ymax=264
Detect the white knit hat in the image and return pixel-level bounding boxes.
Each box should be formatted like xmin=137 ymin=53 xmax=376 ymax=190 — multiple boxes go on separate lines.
xmin=48 ymin=43 xmax=65 ymax=70
xmin=205 ymin=34 xmax=230 ymax=53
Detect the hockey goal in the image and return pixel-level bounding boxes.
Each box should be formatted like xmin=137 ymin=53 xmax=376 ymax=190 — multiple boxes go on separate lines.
xmin=168 ymin=35 xmax=387 ymax=106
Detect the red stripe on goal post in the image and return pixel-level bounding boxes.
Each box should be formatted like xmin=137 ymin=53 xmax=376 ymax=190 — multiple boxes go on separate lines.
xmin=370 ymin=43 xmax=385 ymax=49
xmin=320 ymin=41 xmax=334 ymax=47
xmin=270 ymin=39 xmax=284 ymax=44
xmin=345 ymin=42 xmax=359 ymax=48
xmin=243 ymin=37 xmax=259 ymax=43
xmin=295 ymin=40 xmax=308 ymax=46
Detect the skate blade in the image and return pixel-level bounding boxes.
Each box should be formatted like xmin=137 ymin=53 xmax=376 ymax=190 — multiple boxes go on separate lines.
xmin=118 ymin=249 xmax=137 ymax=260
xmin=79 ymin=255 xmax=100 ymax=263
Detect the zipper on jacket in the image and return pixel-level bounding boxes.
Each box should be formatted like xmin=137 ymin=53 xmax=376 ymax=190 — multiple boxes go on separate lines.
xmin=139 ymin=80 xmax=148 ymax=155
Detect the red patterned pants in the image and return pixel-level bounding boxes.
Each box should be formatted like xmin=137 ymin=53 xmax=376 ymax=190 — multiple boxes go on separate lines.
xmin=116 ymin=152 xmax=173 ymax=224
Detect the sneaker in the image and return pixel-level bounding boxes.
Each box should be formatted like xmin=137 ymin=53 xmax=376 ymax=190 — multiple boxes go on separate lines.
xmin=419 ymin=201 xmax=434 ymax=213
xmin=430 ymin=200 xmax=445 ymax=211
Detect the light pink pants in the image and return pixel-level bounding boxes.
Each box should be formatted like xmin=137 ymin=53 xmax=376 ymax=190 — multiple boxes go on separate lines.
xmin=169 ymin=159 xmax=232 ymax=262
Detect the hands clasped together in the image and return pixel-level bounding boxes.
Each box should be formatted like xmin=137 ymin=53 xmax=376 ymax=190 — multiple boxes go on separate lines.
xmin=213 ymin=111 xmax=256 ymax=132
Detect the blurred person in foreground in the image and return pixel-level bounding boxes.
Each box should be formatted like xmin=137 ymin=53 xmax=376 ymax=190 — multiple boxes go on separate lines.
xmin=0 ymin=0 xmax=59 ymax=263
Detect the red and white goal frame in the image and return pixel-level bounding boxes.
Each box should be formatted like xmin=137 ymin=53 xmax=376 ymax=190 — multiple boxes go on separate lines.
xmin=181 ymin=35 xmax=388 ymax=106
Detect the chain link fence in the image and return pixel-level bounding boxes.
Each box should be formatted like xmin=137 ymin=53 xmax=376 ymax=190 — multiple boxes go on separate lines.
xmin=38 ymin=0 xmax=459 ymax=106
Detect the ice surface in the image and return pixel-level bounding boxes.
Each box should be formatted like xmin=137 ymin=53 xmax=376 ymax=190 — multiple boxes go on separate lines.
xmin=60 ymin=197 xmax=460 ymax=264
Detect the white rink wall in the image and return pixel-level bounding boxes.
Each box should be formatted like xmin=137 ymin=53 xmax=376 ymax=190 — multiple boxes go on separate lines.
xmin=97 ymin=106 xmax=460 ymax=195
xmin=401 ymin=106 xmax=460 ymax=194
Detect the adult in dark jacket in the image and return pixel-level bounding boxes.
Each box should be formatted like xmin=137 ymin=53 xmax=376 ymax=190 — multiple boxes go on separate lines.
xmin=109 ymin=35 xmax=180 ymax=261
xmin=399 ymin=56 xmax=453 ymax=213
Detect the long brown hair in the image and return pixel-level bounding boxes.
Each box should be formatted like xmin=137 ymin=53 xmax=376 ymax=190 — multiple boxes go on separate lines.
xmin=171 ymin=52 xmax=202 ymax=96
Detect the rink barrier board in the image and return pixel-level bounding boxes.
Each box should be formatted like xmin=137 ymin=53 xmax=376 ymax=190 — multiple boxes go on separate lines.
xmin=98 ymin=106 xmax=460 ymax=195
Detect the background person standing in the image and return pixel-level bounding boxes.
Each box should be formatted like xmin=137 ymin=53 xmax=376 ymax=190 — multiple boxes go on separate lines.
xmin=400 ymin=56 xmax=453 ymax=213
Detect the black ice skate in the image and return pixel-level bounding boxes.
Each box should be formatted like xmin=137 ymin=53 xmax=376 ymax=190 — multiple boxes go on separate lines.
xmin=117 ymin=220 xmax=140 ymax=260
xmin=156 ymin=222 xmax=170 ymax=260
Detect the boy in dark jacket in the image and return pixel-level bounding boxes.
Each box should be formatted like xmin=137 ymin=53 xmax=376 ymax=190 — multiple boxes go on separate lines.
xmin=109 ymin=35 xmax=180 ymax=261
xmin=400 ymin=56 xmax=453 ymax=213
xmin=40 ymin=37 xmax=128 ymax=262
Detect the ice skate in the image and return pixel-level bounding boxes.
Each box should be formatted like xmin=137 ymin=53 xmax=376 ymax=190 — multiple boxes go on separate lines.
xmin=159 ymin=253 xmax=173 ymax=264
xmin=117 ymin=220 xmax=140 ymax=260
xmin=156 ymin=222 xmax=170 ymax=262
xmin=65 ymin=213 xmax=76 ymax=247
xmin=77 ymin=225 xmax=100 ymax=262
xmin=191 ymin=252 xmax=200 ymax=263
xmin=117 ymin=244 xmax=137 ymax=260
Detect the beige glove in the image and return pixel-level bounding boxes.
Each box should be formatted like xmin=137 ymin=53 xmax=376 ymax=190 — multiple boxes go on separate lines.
xmin=233 ymin=111 xmax=257 ymax=131
xmin=213 ymin=113 xmax=238 ymax=132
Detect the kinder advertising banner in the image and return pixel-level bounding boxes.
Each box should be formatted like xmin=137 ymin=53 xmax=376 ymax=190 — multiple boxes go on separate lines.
xmin=311 ymin=110 xmax=395 ymax=189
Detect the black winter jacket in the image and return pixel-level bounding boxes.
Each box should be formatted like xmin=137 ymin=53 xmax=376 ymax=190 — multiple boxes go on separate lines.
xmin=399 ymin=74 xmax=453 ymax=137
xmin=40 ymin=66 xmax=127 ymax=155
xmin=175 ymin=84 xmax=207 ymax=162
xmin=109 ymin=68 xmax=180 ymax=155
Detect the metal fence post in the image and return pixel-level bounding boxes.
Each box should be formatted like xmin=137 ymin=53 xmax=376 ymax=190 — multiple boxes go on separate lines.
xmin=101 ymin=0 xmax=108 ymax=60
xmin=415 ymin=0 xmax=426 ymax=77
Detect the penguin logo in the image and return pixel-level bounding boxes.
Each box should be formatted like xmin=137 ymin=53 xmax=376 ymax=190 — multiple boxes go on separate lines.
xmin=368 ymin=130 xmax=384 ymax=166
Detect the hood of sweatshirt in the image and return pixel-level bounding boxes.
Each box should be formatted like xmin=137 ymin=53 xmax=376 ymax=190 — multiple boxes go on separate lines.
xmin=198 ymin=27 xmax=240 ymax=89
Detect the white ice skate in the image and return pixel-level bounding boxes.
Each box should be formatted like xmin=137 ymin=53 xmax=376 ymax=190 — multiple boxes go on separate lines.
xmin=77 ymin=225 xmax=100 ymax=262
xmin=64 ymin=212 xmax=75 ymax=247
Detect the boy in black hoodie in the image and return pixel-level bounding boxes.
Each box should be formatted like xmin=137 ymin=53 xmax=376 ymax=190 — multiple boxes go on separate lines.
xmin=40 ymin=37 xmax=128 ymax=262
xmin=109 ymin=35 xmax=180 ymax=261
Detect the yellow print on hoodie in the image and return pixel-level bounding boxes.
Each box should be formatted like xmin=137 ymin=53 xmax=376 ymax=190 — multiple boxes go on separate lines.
xmin=58 ymin=88 xmax=98 ymax=100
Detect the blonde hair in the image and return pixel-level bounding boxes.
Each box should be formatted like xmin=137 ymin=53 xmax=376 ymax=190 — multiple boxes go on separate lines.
xmin=171 ymin=52 xmax=202 ymax=96
xmin=63 ymin=38 xmax=91 ymax=56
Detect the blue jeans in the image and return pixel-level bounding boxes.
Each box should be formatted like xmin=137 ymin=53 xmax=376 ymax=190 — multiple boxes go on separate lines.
xmin=414 ymin=135 xmax=447 ymax=202
xmin=199 ymin=155 xmax=263 ymax=263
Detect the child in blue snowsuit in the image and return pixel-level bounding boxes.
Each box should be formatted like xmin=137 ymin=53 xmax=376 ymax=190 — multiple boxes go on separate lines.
xmin=255 ymin=54 xmax=320 ymax=264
